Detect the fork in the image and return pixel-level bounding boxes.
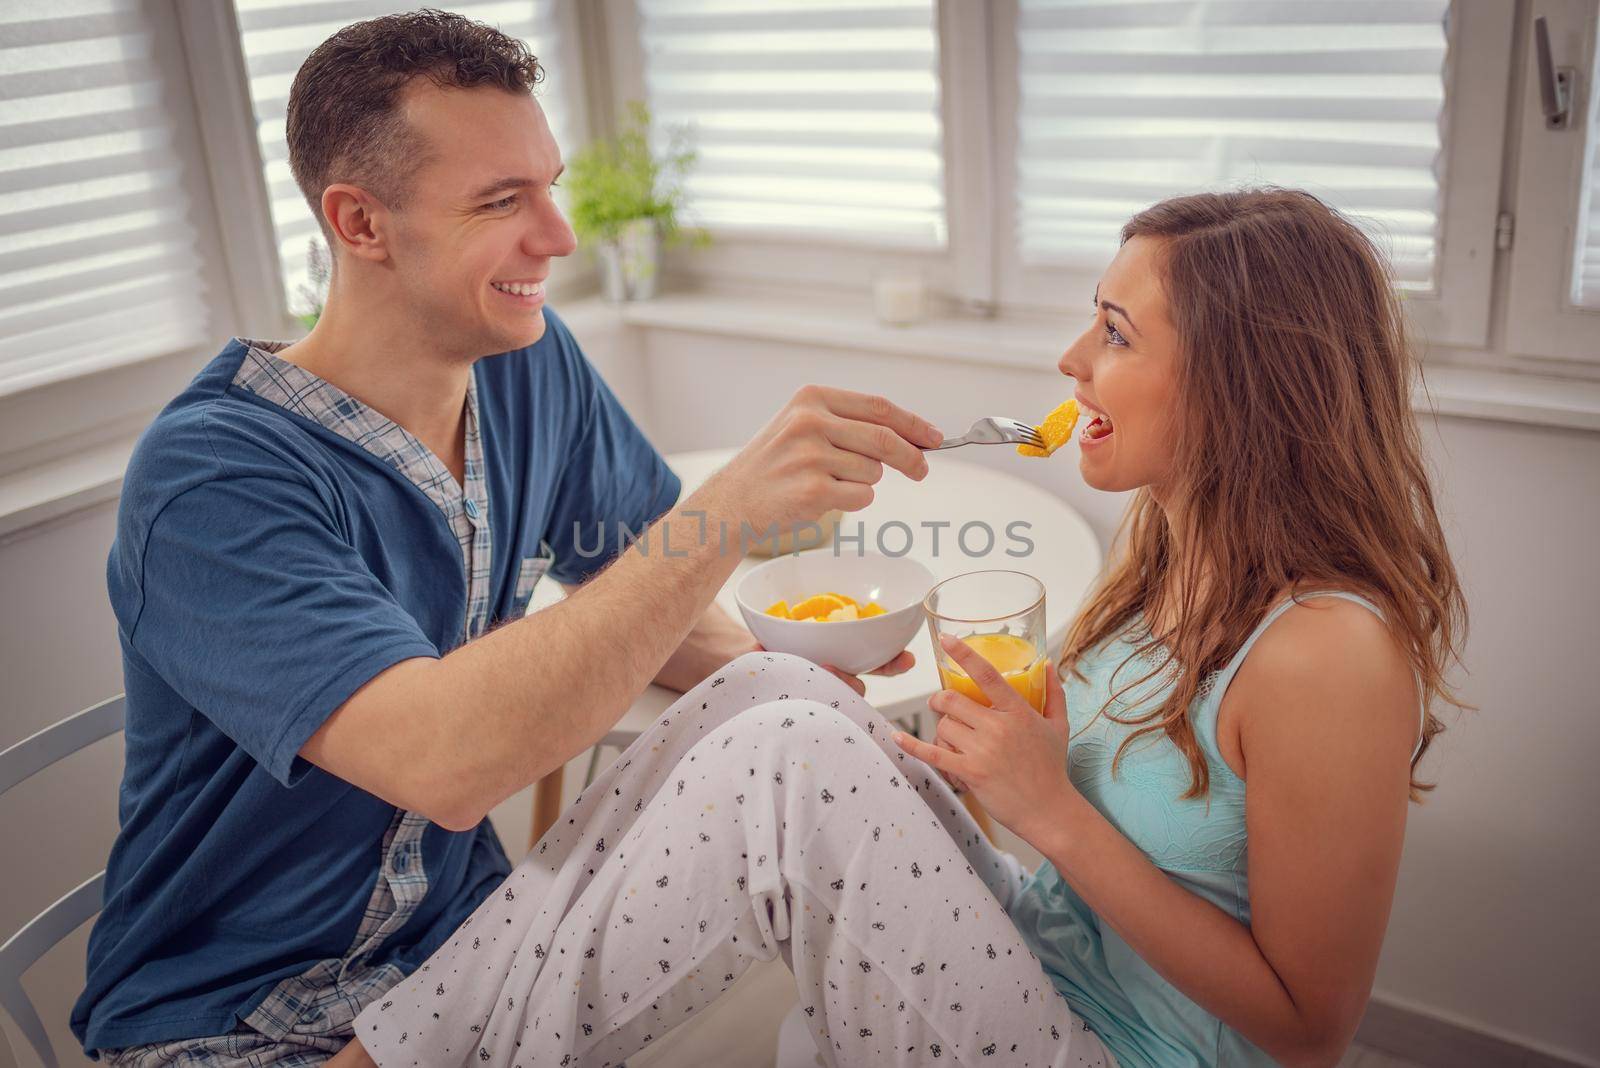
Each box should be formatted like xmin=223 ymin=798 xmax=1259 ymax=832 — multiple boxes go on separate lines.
xmin=923 ymin=415 xmax=1044 ymax=451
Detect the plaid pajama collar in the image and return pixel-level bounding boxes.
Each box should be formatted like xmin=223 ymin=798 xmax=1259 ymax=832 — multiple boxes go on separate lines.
xmin=231 ymin=340 xmax=494 ymax=641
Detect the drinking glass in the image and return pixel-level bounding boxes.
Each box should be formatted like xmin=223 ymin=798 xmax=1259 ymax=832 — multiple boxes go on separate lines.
xmin=923 ymin=570 xmax=1048 ymax=712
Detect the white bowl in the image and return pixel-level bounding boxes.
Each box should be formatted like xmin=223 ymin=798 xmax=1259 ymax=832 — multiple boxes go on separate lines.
xmin=735 ymin=550 xmax=936 ymax=676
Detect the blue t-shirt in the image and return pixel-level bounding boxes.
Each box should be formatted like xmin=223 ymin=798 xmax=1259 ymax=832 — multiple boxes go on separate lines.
xmin=72 ymin=310 xmax=681 ymax=1054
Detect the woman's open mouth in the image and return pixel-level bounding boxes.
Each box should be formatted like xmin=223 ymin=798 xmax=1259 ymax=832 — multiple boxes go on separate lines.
xmin=1080 ymin=408 xmax=1114 ymax=446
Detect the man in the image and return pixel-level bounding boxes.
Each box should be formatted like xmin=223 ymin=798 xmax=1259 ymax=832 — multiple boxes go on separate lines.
xmin=72 ymin=11 xmax=940 ymax=1063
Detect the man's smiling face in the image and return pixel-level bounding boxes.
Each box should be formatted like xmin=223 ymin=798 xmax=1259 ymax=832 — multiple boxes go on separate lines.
xmin=384 ymin=82 xmax=576 ymax=358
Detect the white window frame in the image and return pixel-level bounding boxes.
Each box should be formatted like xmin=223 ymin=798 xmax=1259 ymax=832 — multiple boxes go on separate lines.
xmin=988 ymin=0 xmax=1514 ymax=351
xmin=176 ymin=0 xmax=294 ymax=338
xmin=544 ymin=0 xmax=600 ymax=297
xmin=1503 ymin=0 xmax=1600 ymax=367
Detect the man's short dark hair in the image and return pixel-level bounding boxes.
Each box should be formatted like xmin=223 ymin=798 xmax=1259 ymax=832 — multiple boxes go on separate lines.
xmin=286 ymin=8 xmax=543 ymax=236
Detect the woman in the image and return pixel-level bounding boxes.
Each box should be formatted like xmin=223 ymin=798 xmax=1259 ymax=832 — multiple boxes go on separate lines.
xmin=342 ymin=189 xmax=1466 ymax=1068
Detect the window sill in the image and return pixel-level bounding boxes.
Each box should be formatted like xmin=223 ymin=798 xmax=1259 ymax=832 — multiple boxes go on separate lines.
xmin=6 ymin=292 xmax=1597 ymax=540
xmin=612 ymin=291 xmax=1067 ymax=370
xmin=0 ymin=432 xmax=139 ymax=543
xmin=609 ymin=291 xmax=1600 ymax=434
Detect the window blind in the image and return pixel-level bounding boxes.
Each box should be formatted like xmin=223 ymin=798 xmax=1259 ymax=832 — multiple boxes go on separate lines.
xmin=0 ymin=0 xmax=212 ymax=390
xmin=1014 ymin=0 xmax=1451 ymax=288
xmin=233 ymin=0 xmax=574 ymax=316
xmin=634 ymin=0 xmax=946 ymax=247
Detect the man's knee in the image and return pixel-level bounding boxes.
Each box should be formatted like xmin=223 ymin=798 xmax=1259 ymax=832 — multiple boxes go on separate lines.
xmin=670 ymin=653 xmax=822 ymax=740
xmin=724 ymin=650 xmax=820 ymax=685
xmin=675 ymin=652 xmax=865 ymax=749
xmin=716 ymin=699 xmax=867 ymax=754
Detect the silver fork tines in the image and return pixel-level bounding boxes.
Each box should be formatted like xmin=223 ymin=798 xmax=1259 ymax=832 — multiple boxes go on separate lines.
xmin=925 ymin=416 xmax=1045 ymax=451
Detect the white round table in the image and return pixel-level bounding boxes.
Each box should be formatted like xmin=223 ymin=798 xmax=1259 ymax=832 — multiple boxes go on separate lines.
xmin=529 ymin=447 xmax=1104 ymax=848
xmin=625 ymin=447 xmax=1102 ymax=723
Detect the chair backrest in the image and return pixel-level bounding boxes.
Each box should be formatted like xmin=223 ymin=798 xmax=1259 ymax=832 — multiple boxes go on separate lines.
xmin=0 ymin=696 xmax=125 ymax=1068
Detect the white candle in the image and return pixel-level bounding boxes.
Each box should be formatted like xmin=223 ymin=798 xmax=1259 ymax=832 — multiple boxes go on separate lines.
xmin=874 ymin=273 xmax=927 ymax=326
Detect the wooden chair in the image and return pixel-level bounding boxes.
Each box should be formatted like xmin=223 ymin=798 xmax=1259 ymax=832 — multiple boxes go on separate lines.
xmin=528 ymin=722 xmax=652 ymax=851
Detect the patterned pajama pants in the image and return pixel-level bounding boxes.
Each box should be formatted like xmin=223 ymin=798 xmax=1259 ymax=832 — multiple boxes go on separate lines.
xmin=356 ymin=652 xmax=1113 ymax=1068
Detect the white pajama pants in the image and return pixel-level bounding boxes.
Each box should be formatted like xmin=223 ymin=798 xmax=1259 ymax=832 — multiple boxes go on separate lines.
xmin=355 ymin=652 xmax=1113 ymax=1068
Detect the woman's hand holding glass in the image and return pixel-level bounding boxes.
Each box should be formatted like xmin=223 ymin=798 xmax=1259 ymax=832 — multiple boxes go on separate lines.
xmin=893 ymin=633 xmax=1077 ymax=843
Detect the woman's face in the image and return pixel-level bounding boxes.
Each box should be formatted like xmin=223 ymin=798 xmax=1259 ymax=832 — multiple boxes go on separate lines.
xmin=1057 ymin=235 xmax=1183 ymax=498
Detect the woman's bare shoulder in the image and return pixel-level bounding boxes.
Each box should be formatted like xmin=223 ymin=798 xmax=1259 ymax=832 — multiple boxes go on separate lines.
xmin=1229 ymin=594 xmax=1417 ymax=759
xmin=1256 ymin=594 xmax=1406 ymax=669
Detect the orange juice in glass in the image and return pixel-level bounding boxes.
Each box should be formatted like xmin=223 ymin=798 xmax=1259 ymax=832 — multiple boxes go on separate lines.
xmin=923 ymin=571 xmax=1048 ymax=712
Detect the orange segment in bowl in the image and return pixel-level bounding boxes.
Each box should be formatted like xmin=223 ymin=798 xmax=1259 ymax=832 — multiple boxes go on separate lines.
xmin=790 ymin=593 xmax=848 ymax=620
xmin=780 ymin=591 xmax=889 ymax=621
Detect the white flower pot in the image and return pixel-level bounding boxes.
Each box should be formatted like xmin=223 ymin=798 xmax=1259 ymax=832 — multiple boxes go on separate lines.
xmin=597 ymin=218 xmax=662 ymax=302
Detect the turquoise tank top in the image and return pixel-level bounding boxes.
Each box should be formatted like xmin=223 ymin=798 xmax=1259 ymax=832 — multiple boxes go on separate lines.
xmin=1008 ymin=590 xmax=1420 ymax=1068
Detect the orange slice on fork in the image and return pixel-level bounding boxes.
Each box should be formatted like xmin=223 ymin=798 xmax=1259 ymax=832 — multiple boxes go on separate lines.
xmin=1017 ymin=399 xmax=1081 ymax=458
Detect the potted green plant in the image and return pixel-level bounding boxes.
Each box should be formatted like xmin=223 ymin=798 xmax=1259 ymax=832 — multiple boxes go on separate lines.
xmin=565 ymin=102 xmax=698 ymax=301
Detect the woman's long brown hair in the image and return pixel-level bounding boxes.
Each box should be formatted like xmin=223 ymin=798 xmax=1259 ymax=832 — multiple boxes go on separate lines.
xmin=1058 ymin=189 xmax=1467 ymax=801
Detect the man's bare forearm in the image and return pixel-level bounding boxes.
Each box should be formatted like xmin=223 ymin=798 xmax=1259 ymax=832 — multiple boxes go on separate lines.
xmin=558 ymin=577 xmax=755 ymax=695
xmin=652 ymin=602 xmax=756 ymax=693
xmin=419 ymin=487 xmax=747 ymax=822
xmin=307 ymin=484 xmax=752 ymax=830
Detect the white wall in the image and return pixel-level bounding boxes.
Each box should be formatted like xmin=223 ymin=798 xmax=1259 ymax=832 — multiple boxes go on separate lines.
xmin=2 ymin=320 xmax=1595 ymax=1067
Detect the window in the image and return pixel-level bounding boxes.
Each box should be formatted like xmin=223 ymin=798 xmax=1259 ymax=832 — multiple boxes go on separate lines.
xmin=1011 ymin=0 xmax=1450 ymax=287
xmin=0 ymin=0 xmax=1591 ymax=509
xmin=629 ymin=0 xmax=946 ymax=248
xmin=994 ymin=0 xmax=1511 ymax=350
xmin=1504 ymin=0 xmax=1600 ymax=366
xmin=0 ymin=0 xmax=221 ymax=395
xmin=232 ymin=0 xmax=580 ymax=318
